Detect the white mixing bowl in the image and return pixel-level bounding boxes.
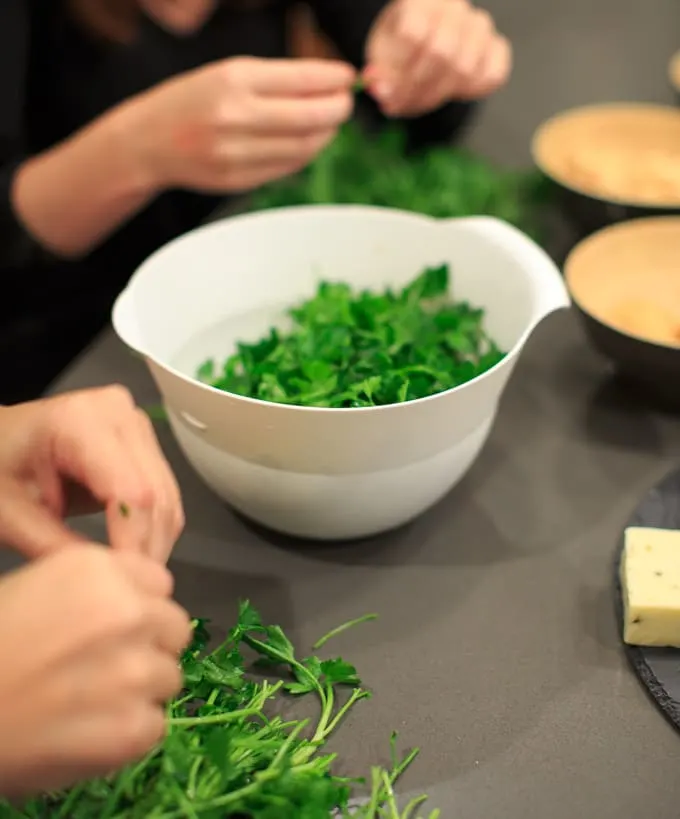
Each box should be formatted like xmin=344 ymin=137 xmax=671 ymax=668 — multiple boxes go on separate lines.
xmin=113 ymin=206 xmax=569 ymax=540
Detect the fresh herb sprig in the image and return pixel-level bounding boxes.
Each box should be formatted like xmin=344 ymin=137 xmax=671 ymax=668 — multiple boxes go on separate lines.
xmin=250 ymin=122 xmax=551 ymax=241
xmin=199 ymin=263 xmax=504 ymax=407
xmin=143 ymin=404 xmax=168 ymax=422
xmin=7 ymin=603 xmax=436 ymax=818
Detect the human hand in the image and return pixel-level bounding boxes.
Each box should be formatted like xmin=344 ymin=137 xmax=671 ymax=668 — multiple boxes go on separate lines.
xmin=364 ymin=0 xmax=512 ymax=117
xmin=0 ymin=386 xmax=183 ymax=561
xmin=0 ymin=545 xmax=191 ymax=798
xmin=125 ymin=56 xmax=356 ymax=193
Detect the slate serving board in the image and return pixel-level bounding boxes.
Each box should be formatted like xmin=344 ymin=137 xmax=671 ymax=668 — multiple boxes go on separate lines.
xmin=615 ymin=466 xmax=680 ymax=729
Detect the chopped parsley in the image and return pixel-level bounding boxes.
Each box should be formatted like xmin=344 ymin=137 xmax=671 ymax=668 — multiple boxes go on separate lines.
xmin=199 ymin=264 xmax=504 ymax=408
xmin=7 ymin=603 xmax=438 ymax=818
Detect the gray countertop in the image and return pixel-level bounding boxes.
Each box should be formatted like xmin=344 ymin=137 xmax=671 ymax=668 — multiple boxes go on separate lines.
xmin=30 ymin=0 xmax=680 ymax=815
xmin=53 ymin=311 xmax=680 ymax=819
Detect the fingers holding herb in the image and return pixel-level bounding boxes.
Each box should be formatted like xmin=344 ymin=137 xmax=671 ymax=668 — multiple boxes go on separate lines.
xmin=365 ymin=0 xmax=511 ymax=115
xmin=0 ymin=474 xmax=91 ymax=559
xmin=0 ymin=386 xmax=184 ymax=563
xmin=127 ymin=56 xmax=356 ymax=195
xmin=0 ymin=545 xmax=190 ymax=798
xmin=55 ymin=385 xmax=183 ymax=561
xmin=5 ymin=601 xmax=437 ymax=817
xmin=104 ymin=403 xmax=185 ymax=563
xmin=114 ymin=550 xmax=175 ymax=597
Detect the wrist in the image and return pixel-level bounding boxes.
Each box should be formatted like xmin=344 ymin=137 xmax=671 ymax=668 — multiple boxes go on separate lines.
xmin=110 ymin=93 xmax=169 ymax=195
xmin=82 ymin=100 xmax=164 ymax=199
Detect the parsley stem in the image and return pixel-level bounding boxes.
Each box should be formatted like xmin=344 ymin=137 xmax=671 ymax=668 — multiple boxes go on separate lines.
xmin=171 ymin=779 xmax=200 ymax=819
xmin=187 ymin=756 xmax=203 ymax=800
xmin=252 ymin=679 xmax=284 ymax=707
xmin=322 ymin=687 xmax=371 ymax=738
xmin=158 ymin=770 xmax=281 ymax=818
xmin=365 ymin=767 xmax=384 ymax=816
xmin=401 ymin=795 xmax=430 ymax=819
xmin=392 ymin=748 xmax=419 ymax=780
xmin=3 ymin=806 xmax=28 ymax=818
xmin=54 ymin=783 xmax=87 ymax=819
xmin=313 ymin=614 xmax=378 ymax=650
xmin=381 ymin=770 xmax=400 ymax=817
xmin=315 ymin=681 xmax=335 ymax=738
xmin=167 ymin=706 xmax=260 ymax=728
xmin=269 ymin=718 xmax=309 ymax=769
xmin=242 ymin=631 xmax=328 ymax=712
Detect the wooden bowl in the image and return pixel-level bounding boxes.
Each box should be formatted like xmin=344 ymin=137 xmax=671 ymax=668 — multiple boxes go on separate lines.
xmin=670 ymin=51 xmax=680 ymax=101
xmin=564 ymin=216 xmax=680 ymax=410
xmin=532 ymin=103 xmax=680 ymax=236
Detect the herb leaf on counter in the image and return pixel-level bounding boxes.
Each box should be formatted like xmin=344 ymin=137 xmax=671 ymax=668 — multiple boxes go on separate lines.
xmin=201 ymin=264 xmax=504 ymax=408
xmin=7 ymin=603 xmax=437 ymax=818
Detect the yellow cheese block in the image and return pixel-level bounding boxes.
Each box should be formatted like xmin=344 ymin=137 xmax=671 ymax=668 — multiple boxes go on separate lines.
xmin=621 ymin=526 xmax=680 ymax=647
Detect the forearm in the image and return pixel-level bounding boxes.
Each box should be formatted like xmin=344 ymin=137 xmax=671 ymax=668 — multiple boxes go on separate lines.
xmin=10 ymin=104 xmax=157 ymax=260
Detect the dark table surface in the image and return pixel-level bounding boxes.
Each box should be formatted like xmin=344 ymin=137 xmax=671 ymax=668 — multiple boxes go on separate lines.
xmin=34 ymin=0 xmax=680 ymax=815
xmin=51 ymin=310 xmax=680 ymax=819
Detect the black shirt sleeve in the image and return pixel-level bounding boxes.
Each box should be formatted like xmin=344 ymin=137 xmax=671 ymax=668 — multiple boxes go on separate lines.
xmin=304 ymin=0 xmax=389 ymax=69
xmin=0 ymin=0 xmax=45 ymax=267
xmin=307 ymin=0 xmax=478 ymax=151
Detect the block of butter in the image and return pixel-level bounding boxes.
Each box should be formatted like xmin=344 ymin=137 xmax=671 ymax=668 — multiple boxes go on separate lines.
xmin=620 ymin=526 xmax=680 ymax=648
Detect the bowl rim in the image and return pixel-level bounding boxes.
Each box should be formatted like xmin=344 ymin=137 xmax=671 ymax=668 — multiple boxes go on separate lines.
xmin=530 ymin=101 xmax=680 ymax=210
xmin=670 ymin=51 xmax=680 ymax=91
xmin=563 ymin=214 xmax=680 ymax=351
xmin=118 ymin=205 xmax=538 ymax=415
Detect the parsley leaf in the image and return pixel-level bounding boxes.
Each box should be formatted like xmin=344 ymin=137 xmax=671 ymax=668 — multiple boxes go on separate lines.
xmin=202 ymin=264 xmax=505 ymax=408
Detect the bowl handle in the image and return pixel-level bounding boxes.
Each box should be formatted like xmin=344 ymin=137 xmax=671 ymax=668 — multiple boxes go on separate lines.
xmin=442 ymin=216 xmax=570 ymax=325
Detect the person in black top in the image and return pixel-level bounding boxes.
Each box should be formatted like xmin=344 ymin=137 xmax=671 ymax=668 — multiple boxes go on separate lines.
xmin=0 ymin=0 xmax=511 ymax=403
xmin=0 ymin=384 xmax=191 ymax=798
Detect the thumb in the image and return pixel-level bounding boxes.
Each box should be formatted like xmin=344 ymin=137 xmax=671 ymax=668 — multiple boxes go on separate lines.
xmin=0 ymin=480 xmax=89 ymax=559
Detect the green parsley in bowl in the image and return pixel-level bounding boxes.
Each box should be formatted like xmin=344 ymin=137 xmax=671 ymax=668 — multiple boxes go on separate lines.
xmin=195 ymin=263 xmax=505 ymax=409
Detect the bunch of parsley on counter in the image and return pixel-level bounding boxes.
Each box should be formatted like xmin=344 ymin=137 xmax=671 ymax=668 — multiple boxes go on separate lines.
xmin=249 ymin=122 xmax=550 ymax=241
xmin=7 ymin=603 xmax=438 ymax=819
xmin=199 ymin=262 xmax=504 ymax=408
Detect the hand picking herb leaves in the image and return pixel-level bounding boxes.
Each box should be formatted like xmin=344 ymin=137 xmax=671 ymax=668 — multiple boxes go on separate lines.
xmin=249 ymin=123 xmax=551 ymax=242
xmin=6 ymin=602 xmax=438 ymax=819
xmin=198 ymin=263 xmax=504 ymax=408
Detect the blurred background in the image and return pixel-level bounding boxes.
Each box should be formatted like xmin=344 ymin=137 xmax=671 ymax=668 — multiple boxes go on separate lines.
xmin=290 ymin=0 xmax=678 ymax=165
xmin=1 ymin=0 xmax=677 ymax=405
